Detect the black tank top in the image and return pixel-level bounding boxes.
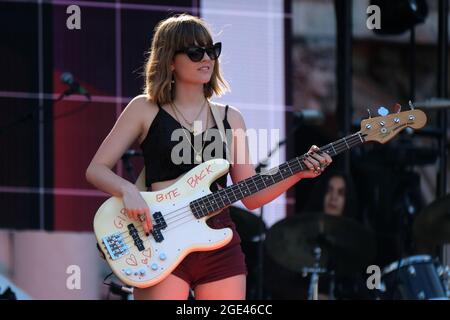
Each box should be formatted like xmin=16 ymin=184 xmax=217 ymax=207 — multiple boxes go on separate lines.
xmin=140 ymin=102 xmax=231 ymax=191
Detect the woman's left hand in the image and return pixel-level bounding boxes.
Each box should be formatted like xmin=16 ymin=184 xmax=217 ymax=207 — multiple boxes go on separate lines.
xmin=300 ymin=145 xmax=332 ymax=179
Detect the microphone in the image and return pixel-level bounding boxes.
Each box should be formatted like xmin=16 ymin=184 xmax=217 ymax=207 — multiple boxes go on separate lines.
xmin=292 ymin=109 xmax=324 ymax=125
xmin=60 ymin=72 xmax=91 ymax=101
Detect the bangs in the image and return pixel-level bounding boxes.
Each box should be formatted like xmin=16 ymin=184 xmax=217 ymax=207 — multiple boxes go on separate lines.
xmin=173 ymin=20 xmax=213 ymax=50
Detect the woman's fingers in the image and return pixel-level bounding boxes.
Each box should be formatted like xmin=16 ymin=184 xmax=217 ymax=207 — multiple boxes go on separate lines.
xmin=309 ymin=146 xmax=332 ymax=169
xmin=126 ymin=208 xmax=135 ymax=220
xmin=125 ymin=208 xmax=152 ymax=236
xmin=142 ymin=208 xmax=153 ymax=235
xmin=302 ymin=145 xmax=333 ymax=176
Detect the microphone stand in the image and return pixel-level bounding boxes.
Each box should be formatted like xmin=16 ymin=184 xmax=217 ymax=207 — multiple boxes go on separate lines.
xmin=0 ymin=89 xmax=90 ymax=136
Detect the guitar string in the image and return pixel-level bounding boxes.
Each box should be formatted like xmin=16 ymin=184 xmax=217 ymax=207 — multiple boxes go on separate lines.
xmin=113 ymin=133 xmax=364 ymax=241
xmin=111 ymin=133 xmax=365 ymax=250
xmin=110 ymin=134 xmax=366 ymax=250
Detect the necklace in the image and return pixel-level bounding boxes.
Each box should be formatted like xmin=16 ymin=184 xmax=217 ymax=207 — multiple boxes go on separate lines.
xmin=171 ymin=99 xmax=207 ymax=132
xmin=170 ymin=101 xmax=210 ymax=163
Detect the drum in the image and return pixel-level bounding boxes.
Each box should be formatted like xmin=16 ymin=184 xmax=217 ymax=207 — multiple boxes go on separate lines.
xmin=380 ymin=255 xmax=448 ymax=300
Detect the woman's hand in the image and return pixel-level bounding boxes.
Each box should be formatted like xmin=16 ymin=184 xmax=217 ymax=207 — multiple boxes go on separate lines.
xmin=122 ymin=185 xmax=153 ymax=235
xmin=300 ymin=145 xmax=332 ymax=179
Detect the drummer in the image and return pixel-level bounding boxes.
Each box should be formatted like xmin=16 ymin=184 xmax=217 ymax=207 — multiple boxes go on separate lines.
xmin=303 ymin=170 xmax=358 ymax=220
xmin=302 ymin=170 xmax=376 ymax=299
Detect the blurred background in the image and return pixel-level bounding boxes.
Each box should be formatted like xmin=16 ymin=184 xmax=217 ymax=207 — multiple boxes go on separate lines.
xmin=0 ymin=0 xmax=449 ymax=300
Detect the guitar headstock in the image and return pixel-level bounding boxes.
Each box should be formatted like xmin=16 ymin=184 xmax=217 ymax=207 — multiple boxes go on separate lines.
xmin=360 ymin=108 xmax=427 ymax=144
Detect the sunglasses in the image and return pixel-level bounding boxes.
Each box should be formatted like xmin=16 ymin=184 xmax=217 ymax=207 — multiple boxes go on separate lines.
xmin=175 ymin=42 xmax=222 ymax=62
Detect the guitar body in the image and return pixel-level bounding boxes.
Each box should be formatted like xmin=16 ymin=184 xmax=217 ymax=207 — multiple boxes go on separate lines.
xmin=93 ymin=158 xmax=233 ymax=288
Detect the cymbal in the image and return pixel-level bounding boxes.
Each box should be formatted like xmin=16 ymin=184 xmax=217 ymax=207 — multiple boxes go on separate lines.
xmin=264 ymin=213 xmax=376 ymax=276
xmin=229 ymin=206 xmax=266 ymax=242
xmin=413 ymin=194 xmax=450 ymax=245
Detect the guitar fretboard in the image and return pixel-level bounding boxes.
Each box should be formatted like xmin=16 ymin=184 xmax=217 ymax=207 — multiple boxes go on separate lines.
xmin=190 ymin=132 xmax=366 ymax=219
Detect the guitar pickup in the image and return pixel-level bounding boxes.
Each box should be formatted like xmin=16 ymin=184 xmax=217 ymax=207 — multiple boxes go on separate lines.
xmin=127 ymin=224 xmax=145 ymax=252
xmin=152 ymin=211 xmax=167 ymax=230
xmin=150 ymin=212 xmax=166 ymax=243
xmin=151 ymin=228 xmax=164 ymax=243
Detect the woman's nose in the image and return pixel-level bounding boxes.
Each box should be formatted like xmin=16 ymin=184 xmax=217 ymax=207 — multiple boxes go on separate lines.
xmin=201 ymin=52 xmax=211 ymax=62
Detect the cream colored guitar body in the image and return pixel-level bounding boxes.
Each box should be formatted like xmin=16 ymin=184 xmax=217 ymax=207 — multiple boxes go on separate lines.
xmin=93 ymin=158 xmax=233 ymax=288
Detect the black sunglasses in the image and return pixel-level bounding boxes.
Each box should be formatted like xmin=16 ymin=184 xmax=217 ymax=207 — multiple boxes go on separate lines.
xmin=175 ymin=42 xmax=222 ymax=62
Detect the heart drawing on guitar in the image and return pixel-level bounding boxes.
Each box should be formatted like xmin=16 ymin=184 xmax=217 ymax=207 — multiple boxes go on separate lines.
xmin=126 ymin=254 xmax=137 ymax=266
xmin=142 ymin=249 xmax=151 ymax=258
xmin=141 ymin=258 xmax=148 ymax=265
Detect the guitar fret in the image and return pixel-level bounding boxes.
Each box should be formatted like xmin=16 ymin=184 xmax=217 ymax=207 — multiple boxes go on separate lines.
xmin=215 ymin=190 xmax=226 ymax=208
xmin=343 ymin=137 xmax=350 ymax=149
xmin=243 ymin=180 xmax=252 ymax=197
xmin=331 ymin=143 xmax=337 ymax=155
xmin=252 ymin=177 xmax=259 ymax=193
xmin=357 ymin=132 xmax=364 ymax=143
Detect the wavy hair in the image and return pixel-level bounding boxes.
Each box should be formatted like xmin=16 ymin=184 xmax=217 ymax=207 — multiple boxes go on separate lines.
xmin=143 ymin=14 xmax=230 ymax=105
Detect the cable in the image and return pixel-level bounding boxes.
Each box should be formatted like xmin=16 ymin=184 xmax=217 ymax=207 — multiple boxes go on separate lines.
xmin=102 ymin=272 xmax=134 ymax=300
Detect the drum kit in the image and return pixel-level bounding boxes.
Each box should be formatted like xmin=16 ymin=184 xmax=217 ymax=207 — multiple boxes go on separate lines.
xmin=230 ymin=193 xmax=450 ymax=300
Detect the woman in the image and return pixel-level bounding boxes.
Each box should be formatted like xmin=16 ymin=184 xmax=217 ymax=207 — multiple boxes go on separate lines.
xmin=85 ymin=14 xmax=332 ymax=300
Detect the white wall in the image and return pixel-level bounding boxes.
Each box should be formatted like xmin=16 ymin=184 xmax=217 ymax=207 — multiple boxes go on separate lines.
xmin=201 ymin=0 xmax=287 ymax=228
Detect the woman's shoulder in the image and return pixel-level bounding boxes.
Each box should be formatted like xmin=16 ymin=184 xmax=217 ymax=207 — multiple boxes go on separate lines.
xmin=125 ymin=95 xmax=160 ymax=144
xmin=127 ymin=94 xmax=158 ymax=114
xmin=123 ymin=94 xmax=160 ymax=124
xmin=209 ymin=101 xmax=242 ymax=121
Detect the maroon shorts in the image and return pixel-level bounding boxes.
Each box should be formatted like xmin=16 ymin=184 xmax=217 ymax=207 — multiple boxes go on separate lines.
xmin=171 ymin=208 xmax=248 ymax=288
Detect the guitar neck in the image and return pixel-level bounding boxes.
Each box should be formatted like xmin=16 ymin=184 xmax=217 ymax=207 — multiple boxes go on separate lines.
xmin=190 ymin=131 xmax=366 ymax=219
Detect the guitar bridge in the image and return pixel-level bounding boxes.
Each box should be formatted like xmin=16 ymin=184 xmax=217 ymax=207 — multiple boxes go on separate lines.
xmin=102 ymin=233 xmax=130 ymax=260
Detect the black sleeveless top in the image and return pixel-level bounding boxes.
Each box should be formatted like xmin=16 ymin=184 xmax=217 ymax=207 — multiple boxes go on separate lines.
xmin=140 ymin=102 xmax=231 ymax=191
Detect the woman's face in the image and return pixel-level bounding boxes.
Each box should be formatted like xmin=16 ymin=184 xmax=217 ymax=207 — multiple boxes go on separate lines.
xmin=172 ymin=46 xmax=215 ymax=85
xmin=323 ymin=176 xmax=346 ymax=216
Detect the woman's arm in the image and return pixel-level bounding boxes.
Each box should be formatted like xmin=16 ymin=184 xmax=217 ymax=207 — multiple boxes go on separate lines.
xmin=227 ymin=106 xmax=332 ymax=211
xmin=85 ymin=95 xmax=156 ymax=232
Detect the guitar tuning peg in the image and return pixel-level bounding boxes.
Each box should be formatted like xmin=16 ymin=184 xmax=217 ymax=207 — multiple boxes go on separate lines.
xmin=377 ymin=106 xmax=389 ymax=117
xmin=393 ymin=103 xmax=402 ymax=113
xmin=408 ymin=100 xmax=415 ymax=110
xmin=367 ymin=109 xmax=372 ymax=119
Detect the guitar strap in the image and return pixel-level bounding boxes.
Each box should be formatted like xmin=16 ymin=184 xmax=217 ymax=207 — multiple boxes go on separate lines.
xmin=133 ymin=101 xmax=231 ymax=191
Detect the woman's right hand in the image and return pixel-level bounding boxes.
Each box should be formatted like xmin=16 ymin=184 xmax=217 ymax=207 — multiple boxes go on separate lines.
xmin=122 ymin=185 xmax=153 ymax=235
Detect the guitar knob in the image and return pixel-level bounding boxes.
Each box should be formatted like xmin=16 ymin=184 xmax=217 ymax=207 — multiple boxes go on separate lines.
xmin=159 ymin=253 xmax=167 ymax=261
xmin=151 ymin=263 xmax=158 ymax=271
xmin=124 ymin=268 xmax=132 ymax=276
